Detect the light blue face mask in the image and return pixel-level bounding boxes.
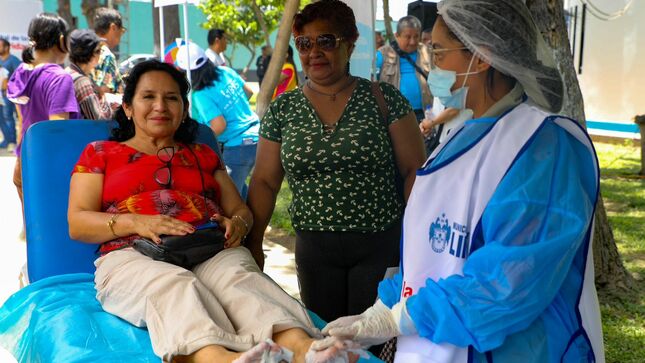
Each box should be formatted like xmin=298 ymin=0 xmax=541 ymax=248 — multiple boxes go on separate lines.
xmin=427 ymin=55 xmax=480 ymax=109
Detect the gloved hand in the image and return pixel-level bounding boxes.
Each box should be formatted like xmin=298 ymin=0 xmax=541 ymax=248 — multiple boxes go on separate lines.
xmin=322 ymin=299 xmax=416 ymax=348
xmin=307 ymin=337 xmax=368 ymax=363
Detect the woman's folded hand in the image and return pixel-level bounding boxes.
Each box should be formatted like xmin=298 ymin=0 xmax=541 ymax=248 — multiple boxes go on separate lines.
xmin=131 ymin=214 xmax=195 ymax=244
xmin=210 ymin=213 xmax=248 ymax=248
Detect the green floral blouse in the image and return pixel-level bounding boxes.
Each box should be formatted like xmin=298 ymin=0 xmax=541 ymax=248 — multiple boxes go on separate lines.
xmin=260 ymin=78 xmax=413 ymax=232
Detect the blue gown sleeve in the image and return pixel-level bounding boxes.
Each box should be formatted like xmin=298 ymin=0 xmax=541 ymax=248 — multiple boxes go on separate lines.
xmin=406 ymin=120 xmax=599 ymax=352
xmin=378 ymin=272 xmax=403 ymax=308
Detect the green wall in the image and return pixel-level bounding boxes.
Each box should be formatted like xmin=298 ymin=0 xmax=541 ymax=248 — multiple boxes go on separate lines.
xmin=42 ymin=1 xmax=388 ymax=72
xmin=43 ymin=0 xmax=210 ymax=63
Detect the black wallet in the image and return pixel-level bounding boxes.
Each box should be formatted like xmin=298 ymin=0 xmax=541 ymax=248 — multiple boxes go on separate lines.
xmin=132 ymin=224 xmax=226 ymax=269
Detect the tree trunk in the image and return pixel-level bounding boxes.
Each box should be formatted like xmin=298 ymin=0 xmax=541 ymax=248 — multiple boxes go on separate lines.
xmin=81 ymin=0 xmax=101 ymax=30
xmin=592 ymin=197 xmax=632 ymax=290
xmin=153 ymin=2 xmax=181 ymax=57
xmin=526 ymin=0 xmax=632 ymax=291
xmin=256 ymin=0 xmax=300 ymax=119
xmin=57 ymin=0 xmax=76 ymax=29
xmin=383 ymin=0 xmax=394 ymax=42
xmin=251 ymin=0 xmax=271 ymax=47
xmin=227 ymin=43 xmax=236 ymax=67
xmin=635 ymin=115 xmax=645 ymax=175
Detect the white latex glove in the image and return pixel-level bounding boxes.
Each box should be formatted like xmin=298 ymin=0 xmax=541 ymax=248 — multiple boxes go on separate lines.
xmin=262 ymin=338 xmax=293 ymax=363
xmin=307 ymin=337 xmax=368 ymax=363
xmin=323 ymin=299 xmax=416 ymax=348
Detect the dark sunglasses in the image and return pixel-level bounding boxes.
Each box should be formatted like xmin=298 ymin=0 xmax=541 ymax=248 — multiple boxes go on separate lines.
xmin=154 ymin=146 xmax=175 ymax=189
xmin=294 ymin=34 xmax=344 ymax=54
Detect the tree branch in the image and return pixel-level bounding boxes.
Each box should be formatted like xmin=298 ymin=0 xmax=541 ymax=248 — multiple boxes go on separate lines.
xmin=251 ymin=0 xmax=271 ymax=47
xmin=255 ymin=0 xmax=300 ymax=119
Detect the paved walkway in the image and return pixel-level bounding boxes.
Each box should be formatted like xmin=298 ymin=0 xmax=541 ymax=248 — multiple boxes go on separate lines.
xmin=0 ymin=150 xmax=299 ymax=361
xmin=0 ymin=153 xmax=24 ymax=362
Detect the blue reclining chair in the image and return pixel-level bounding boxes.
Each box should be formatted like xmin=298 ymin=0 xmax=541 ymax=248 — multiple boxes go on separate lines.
xmin=0 ymin=120 xmax=382 ymax=362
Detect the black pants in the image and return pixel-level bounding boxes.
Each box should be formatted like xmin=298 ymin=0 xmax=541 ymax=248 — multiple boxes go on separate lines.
xmin=413 ymin=108 xmax=425 ymax=122
xmin=294 ymin=222 xmax=401 ymax=323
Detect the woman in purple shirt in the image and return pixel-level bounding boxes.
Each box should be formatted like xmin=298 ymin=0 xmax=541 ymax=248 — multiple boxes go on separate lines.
xmin=7 ymin=13 xmax=79 ymax=205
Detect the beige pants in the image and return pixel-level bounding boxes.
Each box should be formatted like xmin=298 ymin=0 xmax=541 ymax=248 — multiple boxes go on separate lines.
xmin=94 ymin=246 xmax=320 ymax=361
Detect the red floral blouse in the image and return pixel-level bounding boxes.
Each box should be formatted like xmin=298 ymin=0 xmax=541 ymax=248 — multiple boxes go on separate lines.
xmin=73 ymin=141 xmax=224 ymax=254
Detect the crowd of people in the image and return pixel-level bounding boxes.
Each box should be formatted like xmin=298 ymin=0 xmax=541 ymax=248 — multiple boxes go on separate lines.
xmin=0 ymin=0 xmax=605 ymax=362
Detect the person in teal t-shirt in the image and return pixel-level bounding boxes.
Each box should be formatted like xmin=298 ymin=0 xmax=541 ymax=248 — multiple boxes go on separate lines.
xmin=176 ymin=43 xmax=259 ymax=199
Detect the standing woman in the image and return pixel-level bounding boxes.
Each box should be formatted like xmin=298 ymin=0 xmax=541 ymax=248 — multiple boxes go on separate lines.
xmin=176 ymin=43 xmax=259 ymax=199
xmin=324 ymin=1 xmax=605 ymax=362
xmin=7 ymin=13 xmax=79 ymax=203
xmin=66 ymin=29 xmax=115 ymax=120
xmin=247 ymin=0 xmax=425 ymax=324
xmin=272 ymin=45 xmax=299 ymax=100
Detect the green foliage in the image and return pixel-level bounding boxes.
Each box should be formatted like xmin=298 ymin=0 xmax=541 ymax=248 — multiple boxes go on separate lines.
xmin=595 ymin=141 xmax=645 ymax=363
xmin=271 ymin=180 xmax=294 ymax=233
xmin=198 ymin=0 xmax=284 ymax=49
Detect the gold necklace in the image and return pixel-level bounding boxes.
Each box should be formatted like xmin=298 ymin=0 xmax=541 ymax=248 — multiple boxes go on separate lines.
xmin=306 ymin=76 xmax=356 ymax=101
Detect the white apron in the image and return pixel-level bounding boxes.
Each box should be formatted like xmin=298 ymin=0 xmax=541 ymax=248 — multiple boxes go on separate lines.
xmin=394 ymin=102 xmax=602 ymax=363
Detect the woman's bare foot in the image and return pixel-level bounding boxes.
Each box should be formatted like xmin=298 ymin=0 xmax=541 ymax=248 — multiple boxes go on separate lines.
xmin=172 ymin=345 xmax=243 ymax=363
xmin=271 ymin=327 xmax=364 ymax=363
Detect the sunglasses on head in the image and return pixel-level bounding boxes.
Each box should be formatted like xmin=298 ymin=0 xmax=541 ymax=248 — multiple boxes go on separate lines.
xmin=294 ymin=34 xmax=344 ymax=54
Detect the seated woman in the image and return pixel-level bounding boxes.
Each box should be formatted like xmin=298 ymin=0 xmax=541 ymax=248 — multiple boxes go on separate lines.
xmin=67 ymin=60 xmax=356 ymax=363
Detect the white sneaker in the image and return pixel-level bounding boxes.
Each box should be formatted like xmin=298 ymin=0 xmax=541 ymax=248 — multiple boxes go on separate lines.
xmin=7 ymin=143 xmax=16 ymax=152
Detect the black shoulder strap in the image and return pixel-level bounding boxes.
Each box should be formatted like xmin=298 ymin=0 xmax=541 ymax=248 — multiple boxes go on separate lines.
xmin=184 ymin=144 xmax=211 ymax=217
xmin=390 ymin=41 xmax=428 ymax=79
xmin=371 ymin=81 xmax=389 ymax=127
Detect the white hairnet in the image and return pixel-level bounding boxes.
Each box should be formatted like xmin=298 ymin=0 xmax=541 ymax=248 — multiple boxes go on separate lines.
xmin=438 ymin=0 xmax=563 ymax=112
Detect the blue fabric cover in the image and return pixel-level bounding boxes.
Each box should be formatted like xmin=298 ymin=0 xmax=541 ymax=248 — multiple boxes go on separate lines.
xmin=21 ymin=120 xmax=221 ymax=283
xmin=0 ymin=274 xmax=383 ymax=362
xmin=0 ymin=273 xmax=158 ymax=362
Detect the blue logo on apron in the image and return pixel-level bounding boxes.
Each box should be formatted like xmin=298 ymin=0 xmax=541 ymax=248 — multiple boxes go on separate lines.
xmin=429 ymin=214 xmax=451 ymax=253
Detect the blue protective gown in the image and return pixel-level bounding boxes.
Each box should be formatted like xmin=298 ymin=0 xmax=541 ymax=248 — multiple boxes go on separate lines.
xmin=379 ymin=110 xmax=601 ymax=362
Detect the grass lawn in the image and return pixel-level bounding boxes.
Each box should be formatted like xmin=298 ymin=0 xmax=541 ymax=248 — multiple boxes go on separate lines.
xmin=270 ymin=180 xmax=295 ymax=233
xmin=268 ymin=140 xmax=645 ymax=362
xmin=594 ymin=141 xmax=645 ymax=363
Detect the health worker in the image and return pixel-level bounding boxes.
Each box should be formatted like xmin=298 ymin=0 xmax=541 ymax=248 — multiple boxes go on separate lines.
xmin=321 ymin=0 xmax=605 ymax=362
